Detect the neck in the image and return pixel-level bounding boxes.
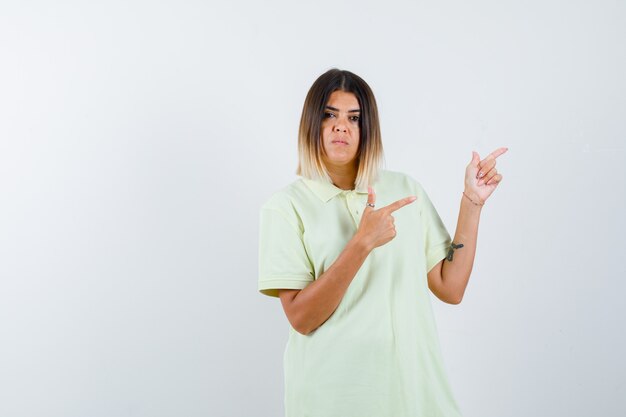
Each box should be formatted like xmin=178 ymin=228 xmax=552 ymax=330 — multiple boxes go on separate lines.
xmin=326 ymin=163 xmax=357 ymax=190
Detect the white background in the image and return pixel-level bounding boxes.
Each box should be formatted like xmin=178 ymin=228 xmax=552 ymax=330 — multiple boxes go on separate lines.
xmin=1 ymin=1 xmax=624 ymax=416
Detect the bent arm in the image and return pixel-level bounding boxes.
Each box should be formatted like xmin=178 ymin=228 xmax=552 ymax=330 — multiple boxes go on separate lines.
xmin=278 ymin=235 xmax=372 ymax=335
xmin=427 ymin=194 xmax=482 ymax=304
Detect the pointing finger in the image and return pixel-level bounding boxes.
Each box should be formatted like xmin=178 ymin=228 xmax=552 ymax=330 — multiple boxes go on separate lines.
xmin=382 ymin=195 xmax=417 ymax=213
xmin=485 ymin=147 xmax=508 ymax=161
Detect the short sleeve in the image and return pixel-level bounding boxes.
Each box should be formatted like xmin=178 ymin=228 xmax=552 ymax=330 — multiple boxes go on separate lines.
xmin=258 ymin=206 xmax=315 ymax=298
xmin=415 ymin=183 xmax=452 ymax=273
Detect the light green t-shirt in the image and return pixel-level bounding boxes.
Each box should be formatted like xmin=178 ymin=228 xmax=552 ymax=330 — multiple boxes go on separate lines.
xmin=258 ymin=169 xmax=462 ymax=417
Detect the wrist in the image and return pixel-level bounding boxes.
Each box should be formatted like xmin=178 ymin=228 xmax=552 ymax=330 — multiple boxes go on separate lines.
xmin=352 ymin=232 xmax=374 ymax=254
xmin=462 ymin=190 xmax=484 ymax=207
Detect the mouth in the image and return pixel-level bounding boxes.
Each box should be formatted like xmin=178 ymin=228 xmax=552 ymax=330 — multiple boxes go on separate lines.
xmin=332 ymin=140 xmax=349 ymax=145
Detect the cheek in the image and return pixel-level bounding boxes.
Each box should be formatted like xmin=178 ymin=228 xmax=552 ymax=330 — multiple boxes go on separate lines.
xmin=321 ymin=126 xmax=333 ymax=142
xmin=352 ymin=129 xmax=360 ymax=146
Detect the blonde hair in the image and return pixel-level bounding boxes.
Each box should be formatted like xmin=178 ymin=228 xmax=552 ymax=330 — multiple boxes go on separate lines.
xmin=296 ymin=69 xmax=385 ymax=190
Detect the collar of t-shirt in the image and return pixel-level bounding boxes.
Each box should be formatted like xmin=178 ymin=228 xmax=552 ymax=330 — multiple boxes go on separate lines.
xmin=301 ymin=177 xmax=368 ymax=203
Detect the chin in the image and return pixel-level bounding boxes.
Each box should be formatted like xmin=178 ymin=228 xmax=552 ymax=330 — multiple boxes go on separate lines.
xmin=323 ymin=151 xmax=357 ymax=166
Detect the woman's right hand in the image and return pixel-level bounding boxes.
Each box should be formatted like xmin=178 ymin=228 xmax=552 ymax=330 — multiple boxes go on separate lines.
xmin=355 ymin=186 xmax=417 ymax=251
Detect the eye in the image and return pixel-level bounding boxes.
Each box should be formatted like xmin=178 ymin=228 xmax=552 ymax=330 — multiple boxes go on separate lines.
xmin=349 ymin=115 xmax=360 ymax=122
xmin=323 ymin=112 xmax=335 ymax=119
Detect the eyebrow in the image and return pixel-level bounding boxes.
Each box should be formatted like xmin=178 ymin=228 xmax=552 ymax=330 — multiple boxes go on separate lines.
xmin=325 ymin=106 xmax=361 ymax=113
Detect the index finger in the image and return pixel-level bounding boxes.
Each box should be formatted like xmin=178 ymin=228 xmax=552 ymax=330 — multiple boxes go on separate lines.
xmin=382 ymin=195 xmax=417 ymax=213
xmin=485 ymin=147 xmax=508 ymax=161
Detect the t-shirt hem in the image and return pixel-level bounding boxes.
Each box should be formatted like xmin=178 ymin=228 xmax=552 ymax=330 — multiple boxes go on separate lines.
xmin=258 ymin=276 xmax=313 ymax=298
xmin=427 ymin=243 xmax=450 ymax=273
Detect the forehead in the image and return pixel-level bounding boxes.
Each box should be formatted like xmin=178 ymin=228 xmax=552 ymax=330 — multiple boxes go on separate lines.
xmin=326 ymin=90 xmax=360 ymax=109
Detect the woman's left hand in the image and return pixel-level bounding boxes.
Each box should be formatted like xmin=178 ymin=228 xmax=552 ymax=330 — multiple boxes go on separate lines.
xmin=464 ymin=147 xmax=508 ymax=204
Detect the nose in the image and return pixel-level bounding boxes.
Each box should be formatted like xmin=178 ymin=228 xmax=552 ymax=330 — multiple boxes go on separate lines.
xmin=333 ymin=124 xmax=347 ymax=133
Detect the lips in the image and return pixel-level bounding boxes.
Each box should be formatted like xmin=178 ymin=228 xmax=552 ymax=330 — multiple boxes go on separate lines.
xmin=332 ymin=140 xmax=349 ymax=145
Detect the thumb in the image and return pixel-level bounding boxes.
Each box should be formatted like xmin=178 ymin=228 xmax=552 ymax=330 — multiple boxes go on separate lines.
xmin=366 ymin=186 xmax=376 ymax=210
xmin=471 ymin=151 xmax=481 ymax=167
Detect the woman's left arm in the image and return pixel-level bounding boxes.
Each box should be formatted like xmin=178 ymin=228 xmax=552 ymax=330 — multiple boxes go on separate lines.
xmin=427 ymin=147 xmax=508 ymax=304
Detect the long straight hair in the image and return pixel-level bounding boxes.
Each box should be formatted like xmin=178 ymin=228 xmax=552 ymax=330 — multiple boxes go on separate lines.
xmin=296 ymin=69 xmax=384 ymax=190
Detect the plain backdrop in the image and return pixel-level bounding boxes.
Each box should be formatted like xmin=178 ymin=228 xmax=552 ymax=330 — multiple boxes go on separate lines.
xmin=1 ymin=1 xmax=625 ymax=416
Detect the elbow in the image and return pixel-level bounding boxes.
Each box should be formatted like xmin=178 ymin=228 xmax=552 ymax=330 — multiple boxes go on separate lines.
xmin=292 ymin=321 xmax=314 ymax=336
xmin=280 ymin=290 xmax=314 ymax=335
xmin=291 ymin=313 xmax=323 ymax=335
xmin=432 ymin=288 xmax=463 ymax=305
xmin=447 ymin=296 xmax=463 ymax=305
xmin=288 ymin=313 xmax=316 ymax=335
xmin=295 ymin=327 xmax=312 ymax=336
xmin=291 ymin=319 xmax=308 ymax=335
xmin=286 ymin=314 xmax=307 ymax=335
xmin=446 ymin=291 xmax=464 ymax=305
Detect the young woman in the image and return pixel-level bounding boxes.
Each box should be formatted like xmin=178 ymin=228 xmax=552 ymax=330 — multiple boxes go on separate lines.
xmin=258 ymin=68 xmax=506 ymax=416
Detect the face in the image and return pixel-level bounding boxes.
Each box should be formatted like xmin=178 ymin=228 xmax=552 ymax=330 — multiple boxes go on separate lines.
xmin=320 ymin=90 xmax=361 ymax=170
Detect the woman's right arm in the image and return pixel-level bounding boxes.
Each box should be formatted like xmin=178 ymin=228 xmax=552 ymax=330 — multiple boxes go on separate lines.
xmin=277 ymin=187 xmax=416 ymax=335
xmin=278 ymin=234 xmax=372 ymax=335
